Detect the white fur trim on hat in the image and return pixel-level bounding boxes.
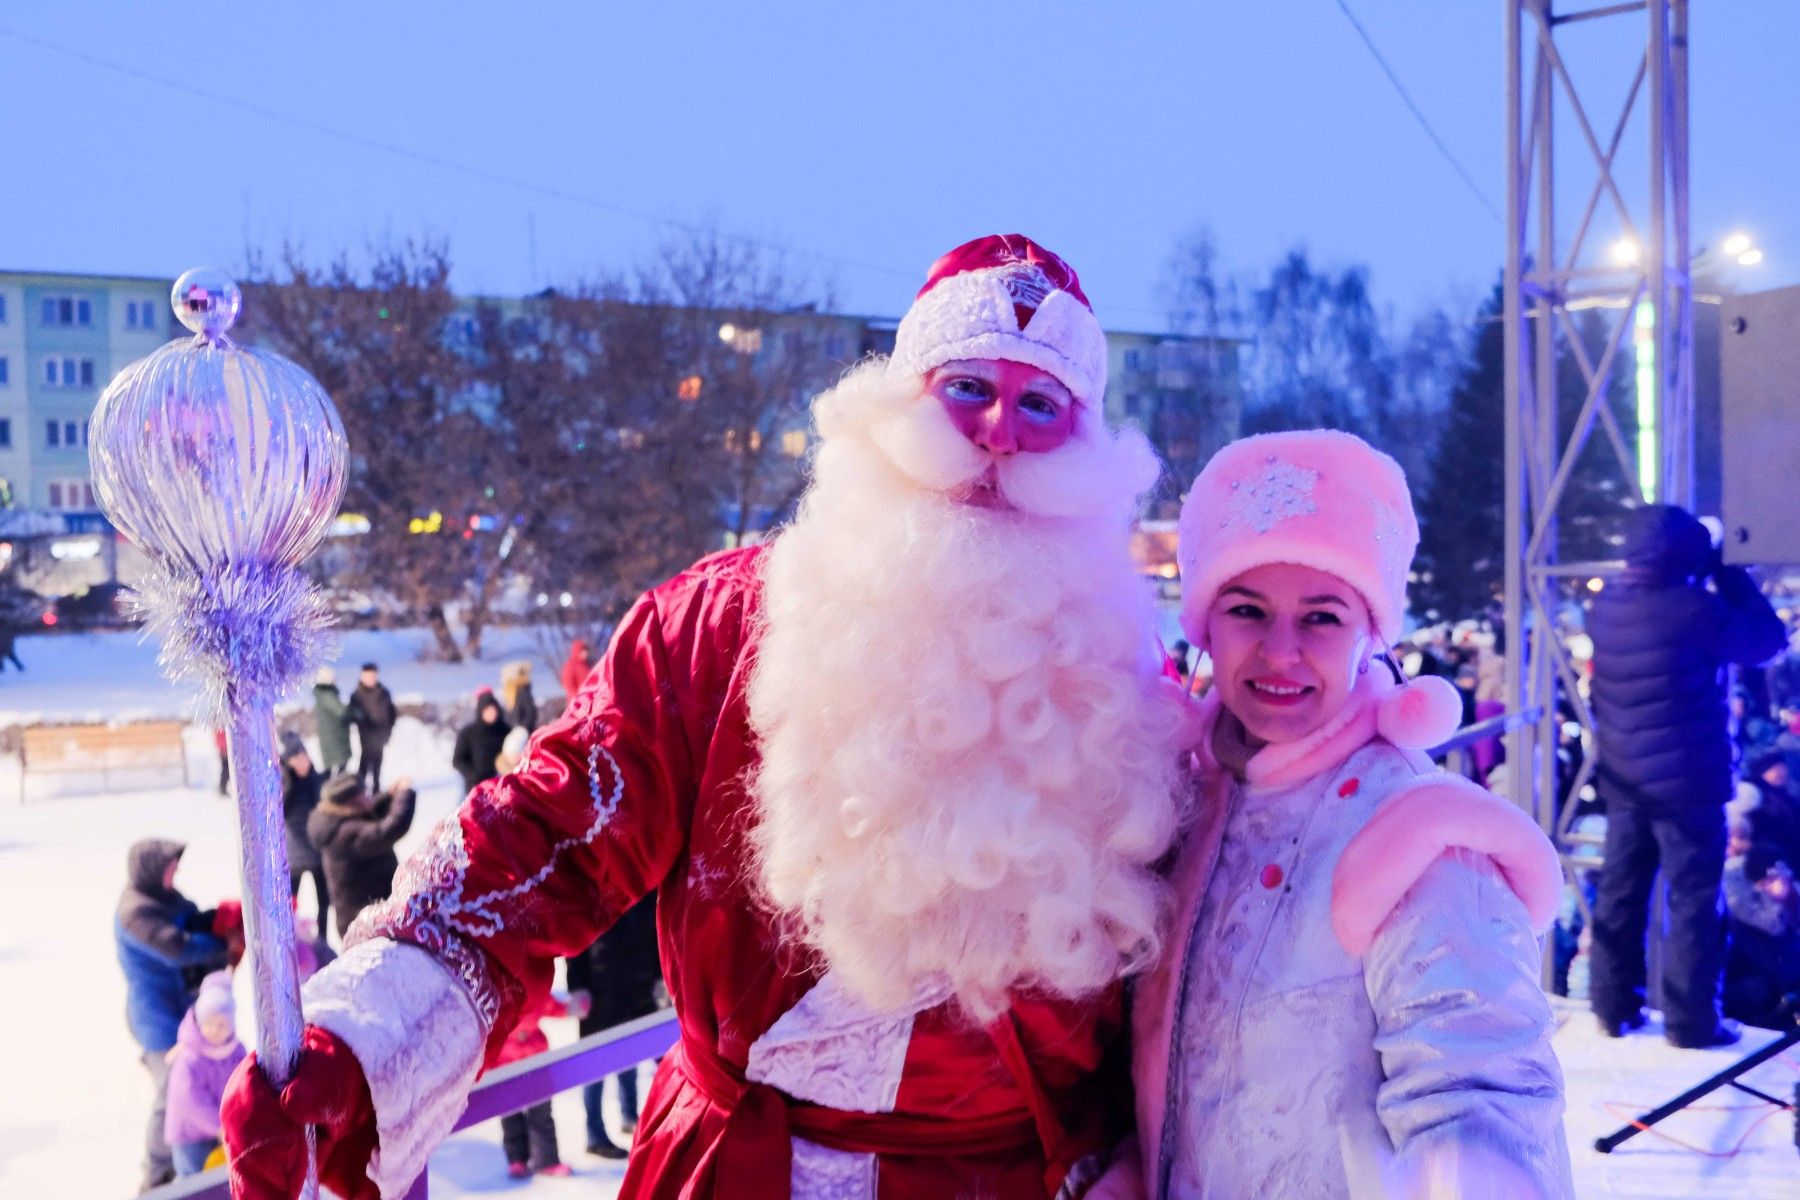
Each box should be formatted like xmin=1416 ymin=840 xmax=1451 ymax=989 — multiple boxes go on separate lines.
xmin=891 ymin=268 xmax=1108 ymax=406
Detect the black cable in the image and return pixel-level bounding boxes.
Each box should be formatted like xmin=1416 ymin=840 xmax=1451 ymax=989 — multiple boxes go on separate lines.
xmin=1331 ymin=0 xmax=1504 ymax=225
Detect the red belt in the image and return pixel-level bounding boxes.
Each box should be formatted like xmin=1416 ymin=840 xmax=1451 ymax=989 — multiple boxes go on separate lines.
xmin=672 ymin=1034 xmax=1042 ymax=1197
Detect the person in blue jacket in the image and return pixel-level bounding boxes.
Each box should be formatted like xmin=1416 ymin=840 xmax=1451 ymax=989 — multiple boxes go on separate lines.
xmin=114 ymin=838 xmax=228 ymax=1193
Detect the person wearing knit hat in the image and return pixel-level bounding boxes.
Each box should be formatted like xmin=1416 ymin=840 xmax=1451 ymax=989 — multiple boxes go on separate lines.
xmin=305 ymin=771 xmax=416 ymax=941
xmin=224 ymin=234 xmax=1191 ymax=1200
xmin=166 ymin=970 xmax=248 ymax=1177
xmin=1093 ymin=429 xmax=1574 ymax=1200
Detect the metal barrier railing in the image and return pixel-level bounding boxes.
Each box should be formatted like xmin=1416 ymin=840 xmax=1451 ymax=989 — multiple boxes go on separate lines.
xmin=1428 ymin=705 xmax=1543 ymax=779
xmin=142 ymin=1008 xmax=680 ymax=1200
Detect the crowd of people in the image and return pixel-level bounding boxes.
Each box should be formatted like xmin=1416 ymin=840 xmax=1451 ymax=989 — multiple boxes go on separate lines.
xmin=1722 ymin=630 xmax=1800 ymax=1030
xmin=121 ymin=641 xmax=661 ymax=1192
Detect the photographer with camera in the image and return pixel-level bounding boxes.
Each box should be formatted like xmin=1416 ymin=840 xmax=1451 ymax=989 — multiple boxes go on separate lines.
xmin=1588 ymin=504 xmax=1787 ymax=1048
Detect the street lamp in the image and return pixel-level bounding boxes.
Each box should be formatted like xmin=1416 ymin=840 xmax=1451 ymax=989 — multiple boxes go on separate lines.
xmin=1630 ymin=230 xmax=1763 ymax=502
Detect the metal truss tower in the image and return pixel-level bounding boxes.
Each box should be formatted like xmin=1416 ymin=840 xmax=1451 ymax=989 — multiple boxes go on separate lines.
xmin=1502 ymin=1 xmax=1692 ymax=884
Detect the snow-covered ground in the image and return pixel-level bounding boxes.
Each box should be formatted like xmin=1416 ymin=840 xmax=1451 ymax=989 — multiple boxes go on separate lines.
xmin=0 ymin=632 xmax=1794 ymax=1198
xmin=0 ymin=624 xmax=572 ymax=728
xmin=0 ymin=718 xmax=637 ymax=1200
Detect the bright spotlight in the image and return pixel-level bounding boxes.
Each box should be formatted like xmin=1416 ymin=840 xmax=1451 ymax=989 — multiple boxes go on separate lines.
xmin=1610 ymin=237 xmax=1640 ymax=267
xmin=1737 ymin=248 xmax=1765 ymax=267
xmin=1721 ymin=232 xmax=1753 ymax=258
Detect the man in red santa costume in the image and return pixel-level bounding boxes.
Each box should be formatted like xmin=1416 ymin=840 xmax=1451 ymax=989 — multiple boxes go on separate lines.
xmin=222 ymin=234 xmax=1190 ymax=1199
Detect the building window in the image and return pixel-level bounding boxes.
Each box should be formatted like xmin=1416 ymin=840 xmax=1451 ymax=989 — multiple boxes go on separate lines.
xmin=40 ymin=357 xmax=97 ymax=390
xmin=781 ymin=429 xmax=808 ymax=458
xmin=0 ymin=357 xmax=7 ymax=385
xmin=63 ymin=421 xmax=78 ymax=447
xmin=126 ymin=299 xmax=163 ymax=330
xmin=0 ymin=419 xmax=11 ymax=448
xmin=39 ymin=295 xmax=94 ymax=328
xmin=0 ymin=294 xmax=7 ymax=323
xmin=45 ymin=420 xmax=58 ymax=448
xmin=47 ymin=482 xmax=61 ymax=507
xmin=82 ymin=482 xmax=95 ymax=507
xmin=82 ymin=420 xmax=89 ymax=445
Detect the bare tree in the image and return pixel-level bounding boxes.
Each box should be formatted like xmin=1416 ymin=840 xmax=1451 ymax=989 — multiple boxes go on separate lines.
xmin=1151 ymin=229 xmax=1248 ymax=510
xmin=634 ymin=230 xmax=841 ymax=545
xmin=244 ymin=232 xmax=840 ymax=665
xmin=241 ymin=242 xmax=494 ymax=661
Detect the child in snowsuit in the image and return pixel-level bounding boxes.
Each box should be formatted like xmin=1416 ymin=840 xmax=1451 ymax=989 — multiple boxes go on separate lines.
xmin=1096 ymin=430 xmax=1574 ymax=1199
xmin=165 ymin=971 xmax=248 ymax=1176
xmin=493 ymin=990 xmax=588 ymax=1178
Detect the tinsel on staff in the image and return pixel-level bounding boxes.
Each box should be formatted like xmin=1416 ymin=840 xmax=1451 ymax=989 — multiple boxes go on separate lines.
xmin=91 ymin=269 xmax=348 ymax=1199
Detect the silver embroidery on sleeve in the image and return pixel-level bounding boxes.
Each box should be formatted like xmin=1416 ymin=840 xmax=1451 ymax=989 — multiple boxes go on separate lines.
xmin=350 ymin=723 xmax=627 ymax=1033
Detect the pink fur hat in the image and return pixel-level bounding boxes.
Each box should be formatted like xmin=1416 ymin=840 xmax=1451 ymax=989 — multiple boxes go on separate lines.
xmin=1177 ymin=429 xmax=1418 ymax=647
xmin=890 ymin=234 xmax=1108 ymax=407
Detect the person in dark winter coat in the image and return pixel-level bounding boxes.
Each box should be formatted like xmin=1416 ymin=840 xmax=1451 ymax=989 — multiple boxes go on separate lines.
xmin=312 ymin=667 xmax=352 ymax=776
xmin=346 ymin=663 xmax=397 ymax=792
xmin=0 ymin=620 xmax=24 ymax=672
xmin=1588 ymin=503 xmax=1787 ymax=1048
xmin=559 ymin=638 xmax=592 ymax=702
xmin=281 ymin=745 xmax=329 ymax=929
xmin=114 ymin=839 xmax=229 ymax=1191
xmin=565 ymin=893 xmax=662 ymax=1158
xmin=1722 ymin=838 xmax=1800 ymax=1031
xmin=1744 ymin=747 xmax=1800 ymax=870
xmin=451 ymin=694 xmax=512 ymax=794
xmin=306 ymin=773 xmax=416 ymax=940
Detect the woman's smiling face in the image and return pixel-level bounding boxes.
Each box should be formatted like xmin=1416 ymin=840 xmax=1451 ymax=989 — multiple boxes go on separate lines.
xmin=1205 ymin=561 xmax=1374 ymax=745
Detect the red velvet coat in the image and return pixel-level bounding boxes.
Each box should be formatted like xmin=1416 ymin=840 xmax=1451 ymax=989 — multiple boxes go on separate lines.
xmin=359 ymin=547 xmax=1125 ymax=1199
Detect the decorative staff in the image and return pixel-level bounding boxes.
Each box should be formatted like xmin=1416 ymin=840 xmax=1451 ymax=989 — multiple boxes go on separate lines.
xmin=91 ymin=268 xmax=348 ymax=1198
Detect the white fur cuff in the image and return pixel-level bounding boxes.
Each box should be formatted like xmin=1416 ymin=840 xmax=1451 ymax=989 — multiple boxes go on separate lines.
xmin=303 ymin=937 xmax=486 ymax=1199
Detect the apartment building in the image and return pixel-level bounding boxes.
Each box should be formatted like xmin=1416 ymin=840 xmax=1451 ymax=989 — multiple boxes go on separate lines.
xmin=0 ymin=270 xmax=172 ymax=514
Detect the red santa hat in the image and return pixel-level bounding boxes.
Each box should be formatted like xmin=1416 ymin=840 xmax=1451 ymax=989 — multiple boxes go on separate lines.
xmin=891 ymin=234 xmax=1109 ymax=407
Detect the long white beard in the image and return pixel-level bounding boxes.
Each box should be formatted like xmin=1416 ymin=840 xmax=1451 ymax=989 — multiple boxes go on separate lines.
xmin=746 ymin=359 xmax=1190 ymax=1021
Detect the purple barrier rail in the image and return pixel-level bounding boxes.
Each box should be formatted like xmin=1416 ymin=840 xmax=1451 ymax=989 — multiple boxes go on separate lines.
xmin=141 ymin=1008 xmax=680 ymax=1200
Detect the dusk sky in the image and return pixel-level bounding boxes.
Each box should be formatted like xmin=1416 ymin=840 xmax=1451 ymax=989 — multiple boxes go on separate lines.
xmin=2 ymin=2 xmax=1795 ymax=331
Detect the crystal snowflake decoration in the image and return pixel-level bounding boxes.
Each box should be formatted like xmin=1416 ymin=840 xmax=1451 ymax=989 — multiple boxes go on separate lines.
xmin=1226 ymin=456 xmax=1319 ymax=533
xmin=1371 ymin=504 xmax=1410 ymax=574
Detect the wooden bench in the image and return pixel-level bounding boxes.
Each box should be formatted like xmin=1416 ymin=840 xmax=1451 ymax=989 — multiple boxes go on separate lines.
xmin=20 ymin=720 xmax=190 ymax=800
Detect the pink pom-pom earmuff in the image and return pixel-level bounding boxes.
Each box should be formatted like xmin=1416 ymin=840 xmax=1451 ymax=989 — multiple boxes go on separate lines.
xmin=1374 ymin=674 xmax=1463 ymax=750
